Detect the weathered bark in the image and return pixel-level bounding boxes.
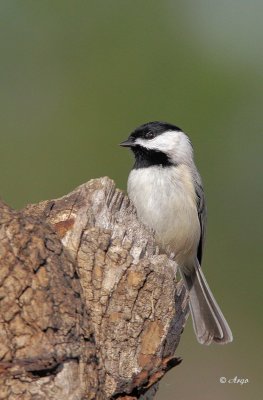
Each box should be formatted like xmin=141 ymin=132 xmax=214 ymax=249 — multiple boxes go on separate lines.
xmin=0 ymin=177 xmax=189 ymax=400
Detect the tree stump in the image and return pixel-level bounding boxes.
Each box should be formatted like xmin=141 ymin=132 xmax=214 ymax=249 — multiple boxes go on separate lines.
xmin=0 ymin=177 xmax=189 ymax=400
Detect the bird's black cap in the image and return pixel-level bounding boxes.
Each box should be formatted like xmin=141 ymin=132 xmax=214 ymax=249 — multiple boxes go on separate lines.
xmin=120 ymin=121 xmax=181 ymax=147
xmin=129 ymin=121 xmax=181 ymax=140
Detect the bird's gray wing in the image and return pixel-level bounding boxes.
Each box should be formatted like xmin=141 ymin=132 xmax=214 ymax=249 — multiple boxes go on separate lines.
xmin=195 ymin=182 xmax=207 ymax=265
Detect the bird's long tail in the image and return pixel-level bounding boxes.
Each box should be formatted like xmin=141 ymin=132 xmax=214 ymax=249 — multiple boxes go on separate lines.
xmin=181 ymin=263 xmax=233 ymax=345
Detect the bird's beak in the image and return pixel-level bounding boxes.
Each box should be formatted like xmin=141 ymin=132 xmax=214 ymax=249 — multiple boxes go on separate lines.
xmin=119 ymin=138 xmax=135 ymax=147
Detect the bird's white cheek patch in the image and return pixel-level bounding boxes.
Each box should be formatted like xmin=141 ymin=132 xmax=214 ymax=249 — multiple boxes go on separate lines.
xmin=135 ymin=131 xmax=182 ymax=153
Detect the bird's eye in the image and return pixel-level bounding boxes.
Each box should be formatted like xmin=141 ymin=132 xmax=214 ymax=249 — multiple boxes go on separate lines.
xmin=145 ymin=131 xmax=155 ymax=139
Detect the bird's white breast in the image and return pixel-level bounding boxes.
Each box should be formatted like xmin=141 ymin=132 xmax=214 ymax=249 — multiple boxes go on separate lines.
xmin=128 ymin=165 xmax=200 ymax=265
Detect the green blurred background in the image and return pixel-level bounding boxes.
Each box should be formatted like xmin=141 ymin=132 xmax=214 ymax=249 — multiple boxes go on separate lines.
xmin=1 ymin=1 xmax=262 ymax=399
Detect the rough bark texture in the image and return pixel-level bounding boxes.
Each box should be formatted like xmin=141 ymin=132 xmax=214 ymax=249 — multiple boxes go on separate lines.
xmin=0 ymin=177 xmax=189 ymax=400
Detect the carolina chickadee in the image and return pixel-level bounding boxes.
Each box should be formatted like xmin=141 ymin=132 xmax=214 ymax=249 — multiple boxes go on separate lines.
xmin=120 ymin=121 xmax=233 ymax=345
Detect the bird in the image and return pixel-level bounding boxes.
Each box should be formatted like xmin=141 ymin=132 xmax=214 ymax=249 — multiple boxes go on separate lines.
xmin=120 ymin=121 xmax=233 ymax=345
